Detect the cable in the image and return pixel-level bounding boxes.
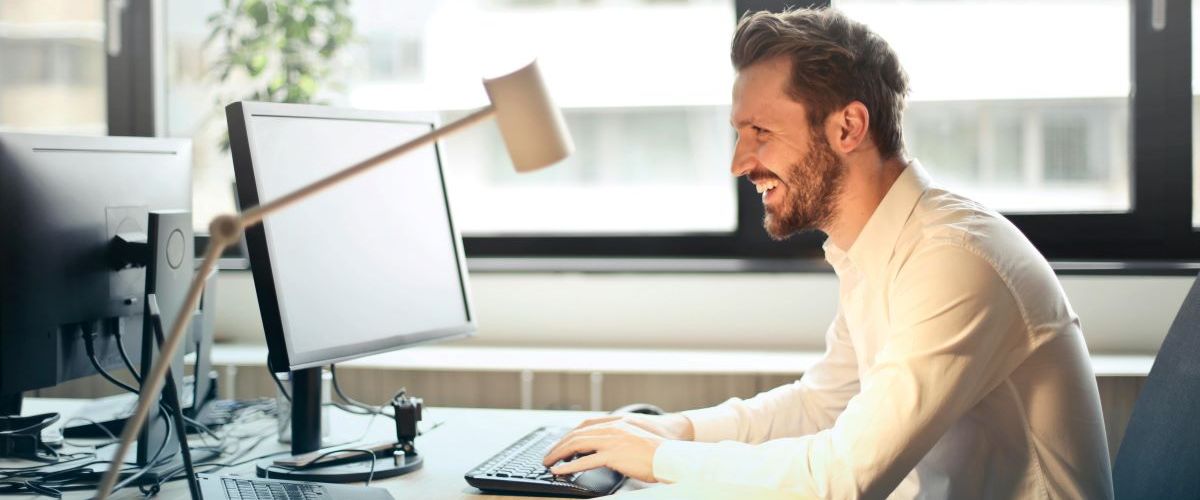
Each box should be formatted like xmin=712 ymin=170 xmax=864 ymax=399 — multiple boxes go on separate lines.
xmin=82 ymin=330 xmax=208 ymax=497
xmin=182 ymin=415 xmax=221 ymax=443
xmin=82 ymin=329 xmax=140 ymax=395
xmin=329 ymin=365 xmax=414 ymax=422
xmin=267 ymin=358 xmax=292 ymax=403
xmin=138 ymin=402 xmax=281 ymax=491
xmin=84 ymin=337 xmax=186 ymax=444
xmin=112 ymin=324 xmax=142 ymax=385
xmin=296 ymin=448 xmax=377 ymax=486
xmin=0 ymin=412 xmax=174 ymax=496
xmin=0 ymin=398 xmax=278 ymax=495
xmin=61 ymin=417 xmax=118 ymax=447
xmin=108 ymin=410 xmax=173 ymax=493
xmin=329 ymin=364 xmax=376 ymax=412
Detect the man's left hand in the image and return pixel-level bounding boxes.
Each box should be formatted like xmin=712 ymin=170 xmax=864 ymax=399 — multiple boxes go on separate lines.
xmin=542 ymin=419 xmax=665 ymax=482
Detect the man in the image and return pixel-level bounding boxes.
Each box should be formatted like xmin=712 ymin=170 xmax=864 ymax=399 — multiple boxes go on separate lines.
xmin=543 ymin=7 xmax=1114 ymax=499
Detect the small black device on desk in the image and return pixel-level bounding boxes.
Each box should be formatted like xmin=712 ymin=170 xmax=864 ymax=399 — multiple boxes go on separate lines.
xmin=464 ymin=426 xmax=626 ymax=498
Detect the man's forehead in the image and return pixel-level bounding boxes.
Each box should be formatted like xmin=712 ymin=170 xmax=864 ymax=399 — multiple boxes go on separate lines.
xmin=731 ymin=59 xmax=799 ymax=125
xmin=737 ymin=57 xmax=792 ymax=93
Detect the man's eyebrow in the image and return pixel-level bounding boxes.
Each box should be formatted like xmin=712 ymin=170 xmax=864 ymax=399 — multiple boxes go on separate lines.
xmin=731 ymin=118 xmax=753 ymax=128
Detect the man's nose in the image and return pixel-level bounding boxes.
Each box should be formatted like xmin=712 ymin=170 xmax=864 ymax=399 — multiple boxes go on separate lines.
xmin=731 ymin=141 xmax=755 ymax=177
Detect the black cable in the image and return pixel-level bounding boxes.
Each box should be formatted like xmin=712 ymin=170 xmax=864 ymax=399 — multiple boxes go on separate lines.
xmin=182 ymin=415 xmax=220 ymax=442
xmin=82 ymin=330 xmax=140 ymax=395
xmin=329 ymin=364 xmax=376 ymax=412
xmin=112 ymin=324 xmax=142 ymax=385
xmin=82 ymin=329 xmax=205 ymax=497
xmin=267 ymin=358 xmax=292 ymax=403
xmin=109 ymin=410 xmax=173 ymax=493
xmin=84 ymin=337 xmax=186 ymax=446
xmin=329 ymin=365 xmax=413 ymax=422
xmin=325 ymin=401 xmax=394 ymax=420
xmin=4 ymin=413 xmax=174 ymax=496
xmin=62 ymin=417 xmax=118 ymax=447
xmin=20 ymin=479 xmax=60 ymax=497
xmin=143 ymin=404 xmax=281 ymax=490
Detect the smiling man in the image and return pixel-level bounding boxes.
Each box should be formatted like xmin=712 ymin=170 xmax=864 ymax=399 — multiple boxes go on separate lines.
xmin=543 ymin=7 xmax=1114 ymax=499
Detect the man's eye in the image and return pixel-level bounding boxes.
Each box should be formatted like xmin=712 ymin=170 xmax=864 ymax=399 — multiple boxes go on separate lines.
xmin=753 ymin=126 xmax=767 ymax=135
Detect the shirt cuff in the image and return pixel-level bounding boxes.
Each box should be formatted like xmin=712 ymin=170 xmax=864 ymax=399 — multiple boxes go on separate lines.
xmin=681 ymin=401 xmax=742 ymax=443
xmin=653 ymin=439 xmax=718 ymax=483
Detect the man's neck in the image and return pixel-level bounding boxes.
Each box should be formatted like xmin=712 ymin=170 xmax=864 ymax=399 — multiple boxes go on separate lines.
xmin=825 ymin=155 xmax=908 ymax=251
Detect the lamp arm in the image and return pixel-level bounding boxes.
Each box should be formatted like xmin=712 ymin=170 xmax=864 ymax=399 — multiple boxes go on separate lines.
xmin=94 ymin=103 xmax=498 ymax=499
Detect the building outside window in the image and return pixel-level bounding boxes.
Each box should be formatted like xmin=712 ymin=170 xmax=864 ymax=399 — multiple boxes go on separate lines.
xmin=0 ymin=0 xmax=105 ymax=135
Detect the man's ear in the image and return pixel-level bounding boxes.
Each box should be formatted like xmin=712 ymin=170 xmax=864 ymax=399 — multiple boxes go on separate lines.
xmin=828 ymin=101 xmax=871 ymax=154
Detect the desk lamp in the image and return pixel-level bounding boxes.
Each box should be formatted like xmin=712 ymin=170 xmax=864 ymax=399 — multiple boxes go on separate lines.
xmin=95 ymin=60 xmax=573 ymax=500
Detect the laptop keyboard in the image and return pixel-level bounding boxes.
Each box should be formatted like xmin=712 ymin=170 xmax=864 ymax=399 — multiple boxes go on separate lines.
xmin=221 ymin=477 xmax=327 ymax=500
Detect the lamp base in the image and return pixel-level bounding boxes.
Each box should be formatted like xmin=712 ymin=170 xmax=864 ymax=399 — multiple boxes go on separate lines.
xmin=254 ymin=452 xmax=422 ymax=483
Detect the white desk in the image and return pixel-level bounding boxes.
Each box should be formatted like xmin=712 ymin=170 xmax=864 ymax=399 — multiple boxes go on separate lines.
xmin=11 ymin=398 xmax=649 ymax=499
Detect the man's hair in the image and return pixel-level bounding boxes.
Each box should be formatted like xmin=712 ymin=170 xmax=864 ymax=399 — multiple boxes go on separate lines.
xmin=731 ymin=8 xmax=909 ymax=159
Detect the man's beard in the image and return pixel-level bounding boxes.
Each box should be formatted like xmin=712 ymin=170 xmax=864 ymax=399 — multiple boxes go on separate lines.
xmin=762 ymin=132 xmax=845 ymax=240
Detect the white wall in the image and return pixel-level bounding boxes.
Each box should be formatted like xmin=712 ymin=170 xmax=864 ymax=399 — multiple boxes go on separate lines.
xmin=214 ymin=271 xmax=1192 ymax=355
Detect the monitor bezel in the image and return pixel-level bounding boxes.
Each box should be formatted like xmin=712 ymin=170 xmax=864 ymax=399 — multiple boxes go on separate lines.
xmin=226 ymin=101 xmax=476 ymax=372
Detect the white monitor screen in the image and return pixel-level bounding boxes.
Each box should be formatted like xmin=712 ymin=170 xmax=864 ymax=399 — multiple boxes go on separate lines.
xmin=237 ymin=104 xmax=473 ymax=369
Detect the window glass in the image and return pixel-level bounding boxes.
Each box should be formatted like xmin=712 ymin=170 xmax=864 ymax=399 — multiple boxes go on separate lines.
xmin=838 ymin=0 xmax=1131 ymax=214
xmin=165 ymin=0 xmax=737 ymax=234
xmin=0 ymin=0 xmax=106 ymax=135
xmin=1193 ymin=0 xmax=1200 ymax=227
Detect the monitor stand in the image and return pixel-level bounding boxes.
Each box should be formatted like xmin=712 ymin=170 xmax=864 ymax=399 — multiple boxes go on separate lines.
xmin=255 ymin=367 xmax=422 ymax=482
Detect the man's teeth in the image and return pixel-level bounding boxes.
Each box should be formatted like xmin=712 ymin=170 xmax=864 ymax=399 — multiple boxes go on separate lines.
xmin=755 ymin=181 xmax=779 ymax=194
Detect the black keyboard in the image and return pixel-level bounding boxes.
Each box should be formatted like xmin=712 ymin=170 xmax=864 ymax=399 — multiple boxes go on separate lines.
xmin=220 ymin=477 xmax=327 ymax=500
xmin=465 ymin=426 xmax=626 ymax=498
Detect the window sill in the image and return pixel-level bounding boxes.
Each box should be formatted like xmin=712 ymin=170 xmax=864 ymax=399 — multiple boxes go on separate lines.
xmin=207 ymin=343 xmax=1153 ymax=378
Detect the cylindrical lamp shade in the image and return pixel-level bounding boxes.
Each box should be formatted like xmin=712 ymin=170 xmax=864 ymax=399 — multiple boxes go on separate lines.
xmin=482 ymin=60 xmax=574 ymax=172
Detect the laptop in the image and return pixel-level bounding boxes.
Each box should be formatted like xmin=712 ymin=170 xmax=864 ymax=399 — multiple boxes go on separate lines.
xmin=197 ymin=473 xmax=393 ymax=500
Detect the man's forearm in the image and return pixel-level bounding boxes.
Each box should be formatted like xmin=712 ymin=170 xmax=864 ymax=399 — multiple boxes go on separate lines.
xmin=665 ymin=413 xmax=695 ymax=441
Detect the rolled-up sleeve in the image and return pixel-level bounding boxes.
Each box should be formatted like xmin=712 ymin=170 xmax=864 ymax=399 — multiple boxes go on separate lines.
xmin=652 ymin=244 xmax=1034 ymax=497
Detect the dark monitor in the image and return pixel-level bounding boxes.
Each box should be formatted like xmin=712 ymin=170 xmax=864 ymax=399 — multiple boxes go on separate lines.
xmin=227 ymin=102 xmax=475 ymax=476
xmin=0 ymin=132 xmax=192 ymax=414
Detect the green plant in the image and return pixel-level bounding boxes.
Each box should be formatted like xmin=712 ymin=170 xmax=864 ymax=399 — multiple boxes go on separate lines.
xmin=206 ymin=0 xmax=355 ymax=117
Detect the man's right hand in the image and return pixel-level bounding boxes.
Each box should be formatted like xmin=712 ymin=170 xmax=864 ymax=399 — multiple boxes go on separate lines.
xmin=569 ymin=412 xmax=695 ymax=441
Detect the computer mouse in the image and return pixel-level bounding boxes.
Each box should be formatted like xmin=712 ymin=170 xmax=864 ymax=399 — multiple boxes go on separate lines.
xmin=611 ymin=403 xmax=665 ymax=416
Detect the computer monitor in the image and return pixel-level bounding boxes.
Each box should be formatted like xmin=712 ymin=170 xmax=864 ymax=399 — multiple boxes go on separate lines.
xmin=0 ymin=132 xmax=192 ymax=407
xmin=226 ymin=102 xmax=475 ymax=475
xmin=0 ymin=132 xmax=198 ymax=471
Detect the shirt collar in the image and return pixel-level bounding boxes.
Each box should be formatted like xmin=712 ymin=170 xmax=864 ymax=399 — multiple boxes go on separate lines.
xmin=825 ymin=160 xmax=932 ymax=279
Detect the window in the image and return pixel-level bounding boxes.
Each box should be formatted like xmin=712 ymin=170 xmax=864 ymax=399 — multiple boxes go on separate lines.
xmin=130 ymin=0 xmax=1200 ymax=263
xmin=839 ymin=0 xmax=1131 ymax=214
xmin=1193 ymin=0 xmax=1200 ymax=228
xmin=164 ymin=0 xmax=737 ymax=236
xmin=0 ymin=0 xmax=105 ymax=135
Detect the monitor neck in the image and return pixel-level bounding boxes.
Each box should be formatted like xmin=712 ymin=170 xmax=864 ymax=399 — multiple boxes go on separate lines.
xmin=291 ymin=366 xmax=324 ymax=455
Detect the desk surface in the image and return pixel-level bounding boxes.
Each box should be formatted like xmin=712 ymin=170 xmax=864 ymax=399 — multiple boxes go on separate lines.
xmin=13 ymin=398 xmax=650 ymax=500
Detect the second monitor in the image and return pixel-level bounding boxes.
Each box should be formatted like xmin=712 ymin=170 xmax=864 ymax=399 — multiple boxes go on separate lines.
xmin=226 ymin=101 xmax=476 ymax=481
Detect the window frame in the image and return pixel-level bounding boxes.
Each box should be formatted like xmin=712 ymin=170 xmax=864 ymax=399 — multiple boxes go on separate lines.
xmin=122 ymin=0 xmax=1199 ymax=266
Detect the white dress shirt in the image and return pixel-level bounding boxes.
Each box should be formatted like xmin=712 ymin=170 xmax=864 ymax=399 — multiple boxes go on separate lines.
xmin=652 ymin=162 xmax=1113 ymax=499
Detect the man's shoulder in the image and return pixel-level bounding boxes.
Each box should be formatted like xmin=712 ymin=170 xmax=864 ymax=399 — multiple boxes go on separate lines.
xmin=891 ymin=186 xmax=1070 ymax=334
xmin=902 ymin=186 xmax=1040 ymax=270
